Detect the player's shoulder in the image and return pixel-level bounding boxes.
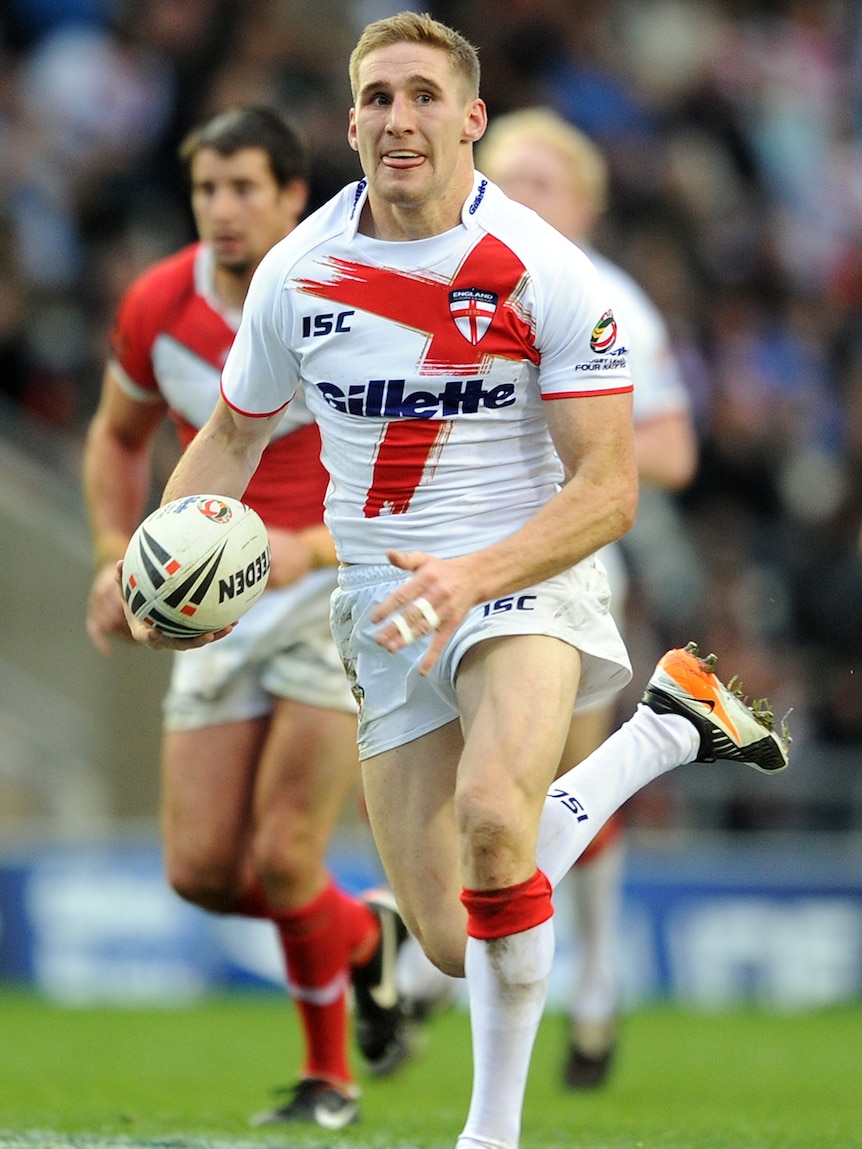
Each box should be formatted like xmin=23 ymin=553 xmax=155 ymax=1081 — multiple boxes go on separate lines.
xmin=121 ymin=242 xmax=199 ymax=314
xmin=590 ymin=251 xmax=657 ymax=314
xmin=252 ymin=184 xmax=360 ymax=288
xmin=590 ymin=250 xmax=668 ymax=339
xmin=473 ymin=174 xmax=599 ymax=277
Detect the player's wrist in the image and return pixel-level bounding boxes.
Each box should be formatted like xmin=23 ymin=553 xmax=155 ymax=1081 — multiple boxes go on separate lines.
xmin=297 ymin=524 xmax=338 ymax=570
xmin=92 ymin=534 xmax=130 ymax=574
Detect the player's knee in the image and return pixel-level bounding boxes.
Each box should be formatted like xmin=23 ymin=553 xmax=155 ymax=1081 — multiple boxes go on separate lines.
xmin=250 ymin=824 xmax=326 ymax=896
xmin=455 ymin=787 xmax=520 ymax=881
xmin=165 ymin=851 xmax=240 ymax=912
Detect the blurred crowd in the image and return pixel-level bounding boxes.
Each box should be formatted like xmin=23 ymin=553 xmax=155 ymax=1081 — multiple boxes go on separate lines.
xmin=2 ymin=0 xmax=862 ymax=831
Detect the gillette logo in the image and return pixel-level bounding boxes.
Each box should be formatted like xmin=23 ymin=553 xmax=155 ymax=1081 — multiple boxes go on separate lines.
xmin=315 ymin=377 xmax=516 ymax=418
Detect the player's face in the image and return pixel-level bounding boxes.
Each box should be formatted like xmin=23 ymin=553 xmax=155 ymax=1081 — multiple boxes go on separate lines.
xmin=487 ymin=138 xmax=596 ymax=243
xmin=190 ymin=147 xmax=305 ymax=274
xmin=348 ymin=42 xmax=486 ymax=239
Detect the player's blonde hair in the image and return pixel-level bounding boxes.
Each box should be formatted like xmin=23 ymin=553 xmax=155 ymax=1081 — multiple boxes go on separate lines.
xmin=349 ymin=10 xmax=480 ymax=100
xmin=477 ymin=107 xmax=608 ymax=215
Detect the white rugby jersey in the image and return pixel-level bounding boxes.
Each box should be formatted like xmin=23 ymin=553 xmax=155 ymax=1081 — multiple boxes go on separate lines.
xmin=221 ymin=172 xmax=632 ymax=563
xmin=589 ymin=249 xmax=689 ymax=427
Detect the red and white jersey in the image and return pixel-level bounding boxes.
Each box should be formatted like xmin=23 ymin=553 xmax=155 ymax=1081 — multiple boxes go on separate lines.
xmin=110 ymin=242 xmax=328 ymax=531
xmin=221 ymin=174 xmax=632 ymax=562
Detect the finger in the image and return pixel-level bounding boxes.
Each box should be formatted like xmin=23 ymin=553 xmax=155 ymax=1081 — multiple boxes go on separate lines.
xmin=391 ymin=613 xmax=414 ymax=646
xmin=413 ymin=596 xmax=441 ymax=629
xmin=386 ymin=549 xmax=417 ymax=571
xmin=376 ymin=598 xmax=440 ymax=651
xmin=418 ymin=622 xmax=455 ymax=675
xmin=370 ymin=580 xmax=419 ymax=624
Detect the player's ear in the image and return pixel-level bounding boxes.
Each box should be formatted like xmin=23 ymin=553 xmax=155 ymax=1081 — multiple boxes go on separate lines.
xmin=283 ymin=177 xmax=308 ymax=216
xmin=348 ymin=109 xmax=359 ymax=151
xmin=464 ymin=98 xmax=487 ymax=145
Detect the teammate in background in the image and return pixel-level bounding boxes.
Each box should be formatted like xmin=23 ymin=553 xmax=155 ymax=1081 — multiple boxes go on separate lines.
xmin=476 ymin=107 xmax=698 ymax=1089
xmin=118 ymin=17 xmax=789 ymax=1149
xmin=84 ymin=105 xmax=412 ymax=1131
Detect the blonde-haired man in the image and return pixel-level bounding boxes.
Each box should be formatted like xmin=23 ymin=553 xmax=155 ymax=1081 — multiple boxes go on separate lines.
xmin=478 ymin=106 xmax=698 ymax=1087
xmin=120 ymin=15 xmax=788 ymax=1148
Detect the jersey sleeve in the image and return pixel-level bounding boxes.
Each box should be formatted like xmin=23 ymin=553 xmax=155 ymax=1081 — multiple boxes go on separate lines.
xmin=533 ymin=244 xmax=633 ymax=400
xmin=624 ymin=292 xmax=689 ymax=424
xmin=220 ymin=244 xmax=301 ymax=417
xmin=109 ymin=273 xmax=164 ymax=400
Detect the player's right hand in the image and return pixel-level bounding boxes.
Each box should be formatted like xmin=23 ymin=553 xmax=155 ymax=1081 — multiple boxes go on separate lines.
xmin=113 ymin=561 xmax=236 ymax=652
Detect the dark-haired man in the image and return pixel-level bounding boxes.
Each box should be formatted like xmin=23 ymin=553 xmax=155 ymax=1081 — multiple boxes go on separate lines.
xmin=84 ymin=105 xmax=410 ymax=1129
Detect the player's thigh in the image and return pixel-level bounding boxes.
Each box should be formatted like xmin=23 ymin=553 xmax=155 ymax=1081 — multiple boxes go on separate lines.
xmin=362 ymin=720 xmax=467 ymax=973
xmin=161 ymin=717 xmax=267 ymax=869
xmin=455 ymin=634 xmax=582 ymax=887
xmin=252 ymin=696 xmax=360 ymax=859
xmin=558 ymin=703 xmax=616 ymax=776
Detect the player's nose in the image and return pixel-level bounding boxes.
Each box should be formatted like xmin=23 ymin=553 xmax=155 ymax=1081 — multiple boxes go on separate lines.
xmin=385 ymin=93 xmax=416 ymax=134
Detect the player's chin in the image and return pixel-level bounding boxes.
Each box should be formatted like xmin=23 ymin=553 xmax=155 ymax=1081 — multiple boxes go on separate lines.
xmin=213 ymin=249 xmax=252 ymax=275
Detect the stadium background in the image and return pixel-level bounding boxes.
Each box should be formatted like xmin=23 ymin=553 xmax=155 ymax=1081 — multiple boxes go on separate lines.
xmin=1 ymin=0 xmax=861 ymax=1009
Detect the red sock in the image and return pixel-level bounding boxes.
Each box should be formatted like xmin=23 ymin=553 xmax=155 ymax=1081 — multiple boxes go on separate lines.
xmin=461 ymin=869 xmax=554 ymax=939
xmin=272 ymin=879 xmax=378 ymax=1084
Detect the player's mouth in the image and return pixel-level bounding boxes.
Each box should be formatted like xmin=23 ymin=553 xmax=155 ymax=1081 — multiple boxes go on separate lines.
xmin=382 ymin=151 xmax=424 ymax=169
xmin=213 ymin=233 xmax=242 ymax=248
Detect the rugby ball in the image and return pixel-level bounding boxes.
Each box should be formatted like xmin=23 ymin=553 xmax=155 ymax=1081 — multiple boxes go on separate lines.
xmin=122 ymin=495 xmax=270 ymax=638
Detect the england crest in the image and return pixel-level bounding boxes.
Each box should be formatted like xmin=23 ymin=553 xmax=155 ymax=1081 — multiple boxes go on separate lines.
xmin=449 ymin=287 xmax=498 ymax=345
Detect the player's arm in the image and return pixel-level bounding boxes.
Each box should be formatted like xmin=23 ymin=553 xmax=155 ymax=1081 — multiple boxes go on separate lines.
xmin=635 ymin=409 xmax=697 ymax=490
xmin=373 ymin=390 xmax=638 ymax=672
xmin=83 ymin=364 xmax=166 ymax=655
xmin=161 ymin=394 xmax=281 ymax=505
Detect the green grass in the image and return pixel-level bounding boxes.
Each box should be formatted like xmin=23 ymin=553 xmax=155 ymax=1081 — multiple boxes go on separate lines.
xmin=0 ymin=989 xmax=859 ymax=1148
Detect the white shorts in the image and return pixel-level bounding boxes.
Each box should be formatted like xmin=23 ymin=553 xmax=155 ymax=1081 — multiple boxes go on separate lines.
xmin=330 ymin=559 xmax=631 ymax=761
xmin=596 ymin=541 xmax=629 ymax=626
xmin=576 ymin=542 xmax=630 ymax=716
xmin=163 ymin=568 xmax=356 ymax=732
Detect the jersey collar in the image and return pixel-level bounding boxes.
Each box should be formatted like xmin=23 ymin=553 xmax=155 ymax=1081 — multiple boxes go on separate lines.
xmin=344 ymin=170 xmax=491 ymax=241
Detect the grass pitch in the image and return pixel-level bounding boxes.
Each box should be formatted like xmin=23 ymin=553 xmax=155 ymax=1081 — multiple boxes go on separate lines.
xmin=0 ymin=989 xmax=859 ymax=1149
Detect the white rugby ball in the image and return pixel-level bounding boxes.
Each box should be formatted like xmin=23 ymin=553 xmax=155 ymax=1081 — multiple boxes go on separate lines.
xmin=122 ymin=495 xmax=270 ymax=638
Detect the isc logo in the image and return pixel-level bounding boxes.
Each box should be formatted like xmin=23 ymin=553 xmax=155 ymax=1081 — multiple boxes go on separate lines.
xmin=481 ymin=594 xmax=537 ymax=616
xmin=302 ymin=311 xmax=354 ymax=337
xmin=547 ymin=787 xmax=589 ymax=823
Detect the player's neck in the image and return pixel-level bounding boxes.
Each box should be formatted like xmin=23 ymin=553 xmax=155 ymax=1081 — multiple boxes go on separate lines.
xmin=213 ymin=265 xmax=254 ymax=311
xmin=360 ymin=187 xmax=467 ymax=241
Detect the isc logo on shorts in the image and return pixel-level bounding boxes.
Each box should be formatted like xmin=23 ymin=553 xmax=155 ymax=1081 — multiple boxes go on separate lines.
xmin=482 ymin=595 xmax=537 ymax=616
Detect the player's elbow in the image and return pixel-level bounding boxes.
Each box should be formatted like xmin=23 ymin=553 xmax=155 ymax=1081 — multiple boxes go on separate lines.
xmin=653 ymin=442 xmax=697 ymax=491
xmin=601 ymin=474 xmax=638 ymax=545
xmin=614 ymin=482 xmax=639 ymax=539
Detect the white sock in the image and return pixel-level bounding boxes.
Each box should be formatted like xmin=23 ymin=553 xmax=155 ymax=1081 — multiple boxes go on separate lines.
xmin=538 ymin=705 xmax=698 ymax=888
xmin=568 ymin=835 xmax=626 ymax=1026
xmin=456 ymin=919 xmax=555 ymax=1149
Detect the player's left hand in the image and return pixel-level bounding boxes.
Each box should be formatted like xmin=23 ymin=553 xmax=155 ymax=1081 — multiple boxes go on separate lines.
xmin=371 ymin=549 xmax=483 ymax=674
